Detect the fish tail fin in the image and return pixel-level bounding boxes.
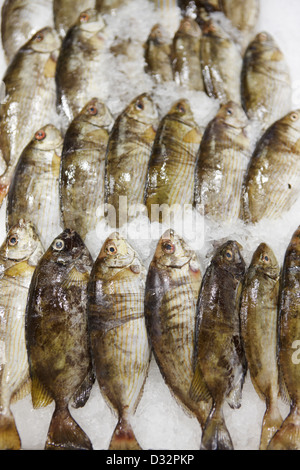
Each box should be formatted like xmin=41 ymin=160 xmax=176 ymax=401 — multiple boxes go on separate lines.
xmin=201 ymin=405 xmax=234 ymax=450
xmin=268 ymin=407 xmax=300 ymax=450
xmin=260 ymin=400 xmax=283 ymax=450
xmin=109 ymin=417 xmax=142 ymax=450
xmin=45 ymin=405 xmax=93 ymax=450
xmin=0 ymin=410 xmax=21 ymax=450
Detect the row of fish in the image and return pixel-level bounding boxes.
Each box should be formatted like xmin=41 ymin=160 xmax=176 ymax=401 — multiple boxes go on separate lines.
xmin=0 ymin=221 xmax=299 ymax=450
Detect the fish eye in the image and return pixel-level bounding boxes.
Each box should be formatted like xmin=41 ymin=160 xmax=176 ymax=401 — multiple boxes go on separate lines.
xmin=80 ymin=12 xmax=90 ymax=22
xmin=35 ymin=32 xmax=44 ymax=42
xmin=53 ymin=239 xmax=64 ymax=251
xmin=176 ymin=103 xmax=186 ymax=113
xmin=135 ymin=100 xmax=144 ymax=111
xmin=8 ymin=235 xmax=18 ymax=246
xmin=35 ymin=130 xmax=46 ymax=141
xmin=225 ymin=250 xmax=233 ymax=260
xmin=290 ymin=112 xmax=299 ymax=121
xmin=106 ymin=243 xmax=117 ymax=255
xmin=262 ymin=254 xmax=269 ymax=263
xmin=227 ymin=108 xmax=233 ymax=115
xmin=88 ymin=105 xmax=98 ymax=115
xmin=162 ymin=241 xmax=175 ymax=254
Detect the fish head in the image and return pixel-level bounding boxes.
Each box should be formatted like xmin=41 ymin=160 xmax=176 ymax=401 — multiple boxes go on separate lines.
xmin=148 ymin=23 xmax=170 ymax=45
xmin=126 ymin=93 xmax=159 ymax=126
xmin=250 ymin=243 xmax=280 ymax=279
xmin=77 ymin=9 xmax=106 ymax=34
xmin=214 ymin=240 xmax=246 ymax=277
xmin=47 ymin=229 xmax=92 ymax=271
xmin=80 ymin=98 xmax=115 ymax=131
xmin=288 ymin=225 xmax=300 ymax=256
xmin=29 ymin=27 xmax=61 ymax=53
xmin=177 ymin=16 xmax=201 ymax=39
xmin=168 ymin=99 xmax=196 ymax=126
xmin=281 ymin=110 xmax=300 ymax=133
xmin=217 ymin=101 xmax=249 ymax=129
xmin=154 ymin=229 xmax=194 ymax=269
xmin=249 ymin=31 xmax=282 ymax=59
xmin=31 ymin=124 xmax=64 ymax=152
xmin=97 ymin=232 xmax=138 ymax=270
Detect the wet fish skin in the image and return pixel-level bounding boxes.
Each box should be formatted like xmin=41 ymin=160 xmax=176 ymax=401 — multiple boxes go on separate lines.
xmin=53 ymin=0 xmax=95 ymax=38
xmin=144 ymin=24 xmax=173 ymax=84
xmin=0 ymin=27 xmax=61 ymax=208
xmin=60 ymin=98 xmax=114 ymax=241
xmin=240 ymin=243 xmax=282 ymax=450
xmin=144 ymin=229 xmax=211 ymax=429
xmin=87 ymin=232 xmax=150 ymax=450
xmin=172 ymin=16 xmax=204 ymax=91
xmin=105 ymin=93 xmax=159 ymax=228
xmin=25 ymin=229 xmax=94 ymax=450
xmin=1 ymin=0 xmax=54 ymax=64
xmin=194 ymin=101 xmax=251 ymax=223
xmin=240 ymin=110 xmax=300 ymax=224
xmin=7 ymin=124 xmax=63 ymax=250
xmin=241 ymin=32 xmax=292 ymax=134
xmin=0 ymin=220 xmax=44 ymax=450
xmin=268 ymin=226 xmax=300 ymax=450
xmin=192 ymin=240 xmax=246 ymax=450
xmin=145 ymin=99 xmax=203 ymax=223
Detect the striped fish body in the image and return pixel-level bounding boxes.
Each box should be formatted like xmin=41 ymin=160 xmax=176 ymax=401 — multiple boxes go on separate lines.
xmin=87 ymin=233 xmax=150 ymax=450
xmin=145 ymin=99 xmax=202 ymax=223
xmin=53 ymin=0 xmax=95 ymax=38
xmin=240 ymin=110 xmax=300 ymax=224
xmin=241 ymin=32 xmax=292 ymax=134
xmin=194 ymin=102 xmax=251 ymax=223
xmin=7 ymin=124 xmax=63 ymax=249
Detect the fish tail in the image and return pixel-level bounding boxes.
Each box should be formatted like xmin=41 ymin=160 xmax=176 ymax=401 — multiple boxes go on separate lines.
xmin=259 ymin=400 xmax=283 ymax=450
xmin=268 ymin=407 xmax=300 ymax=451
xmin=45 ymin=405 xmax=93 ymax=450
xmin=201 ymin=405 xmax=234 ymax=450
xmin=0 ymin=410 xmax=21 ymax=450
xmin=109 ymin=417 xmax=142 ymax=450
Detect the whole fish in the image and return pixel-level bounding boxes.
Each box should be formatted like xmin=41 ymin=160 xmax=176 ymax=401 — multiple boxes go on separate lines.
xmin=105 ymin=93 xmax=159 ymax=228
xmin=7 ymin=124 xmax=63 ymax=250
xmin=241 ymin=32 xmax=292 ymax=134
xmin=240 ymin=243 xmax=282 ymax=450
xmin=87 ymin=232 xmax=150 ymax=450
xmin=0 ymin=27 xmax=61 ymax=208
xmin=144 ymin=229 xmax=211 ymax=429
xmin=240 ymin=110 xmax=300 ymax=224
xmin=268 ymin=226 xmax=300 ymax=450
xmin=172 ymin=16 xmax=204 ymax=91
xmin=53 ymin=0 xmax=95 ymax=38
xmin=1 ymin=0 xmax=54 ymax=64
xmin=96 ymin=0 xmax=130 ymax=13
xmin=144 ymin=24 xmax=173 ymax=84
xmin=220 ymin=0 xmax=260 ymax=53
xmin=145 ymin=99 xmax=203 ymax=223
xmin=194 ymin=101 xmax=251 ymax=223
xmin=191 ymin=240 xmax=246 ymax=450
xmin=60 ymin=98 xmax=115 ymax=241
xmin=25 ymin=229 xmax=94 ymax=450
xmin=55 ymin=9 xmax=108 ymax=129
xmin=200 ymin=19 xmax=242 ymax=104
xmin=0 ymin=220 xmax=44 ymax=450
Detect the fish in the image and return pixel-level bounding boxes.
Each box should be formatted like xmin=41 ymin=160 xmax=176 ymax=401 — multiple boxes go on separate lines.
xmin=25 ymin=229 xmax=94 ymax=450
xmin=1 ymin=0 xmax=54 ymax=64
xmin=60 ymin=98 xmax=115 ymax=241
xmin=53 ymin=0 xmax=95 ymax=38
xmin=96 ymin=0 xmax=130 ymax=13
xmin=200 ymin=19 xmax=242 ymax=104
xmin=194 ymin=101 xmax=251 ymax=223
xmin=241 ymin=32 xmax=292 ymax=134
xmin=144 ymin=24 xmax=174 ymax=84
xmin=145 ymin=99 xmax=203 ymax=223
xmin=178 ymin=0 xmax=221 ymax=15
xmin=240 ymin=110 xmax=300 ymax=224
xmin=191 ymin=240 xmax=247 ymax=450
xmin=7 ymin=124 xmax=63 ymax=250
xmin=87 ymin=232 xmax=150 ymax=450
xmin=240 ymin=243 xmax=283 ymax=450
xmin=268 ymin=226 xmax=300 ymax=450
xmin=172 ymin=16 xmax=204 ymax=91
xmin=105 ymin=93 xmax=159 ymax=228
xmin=144 ymin=229 xmax=211 ymax=430
xmin=0 ymin=27 xmax=61 ymax=208
xmin=0 ymin=220 xmax=44 ymax=450
xmin=55 ymin=9 xmax=108 ymax=129
xmin=220 ymin=0 xmax=260 ymax=53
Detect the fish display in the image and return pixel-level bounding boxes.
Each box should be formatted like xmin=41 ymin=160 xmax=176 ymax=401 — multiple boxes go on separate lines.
xmin=268 ymin=226 xmax=300 ymax=450
xmin=1 ymin=0 xmax=54 ymax=64
xmin=53 ymin=0 xmax=95 ymax=38
xmin=105 ymin=93 xmax=159 ymax=228
xmin=55 ymin=9 xmax=108 ymax=128
xmin=25 ymin=229 xmax=94 ymax=450
xmin=194 ymin=101 xmax=251 ymax=223
xmin=240 ymin=243 xmax=282 ymax=450
xmin=0 ymin=221 xmax=44 ymax=450
xmin=144 ymin=229 xmax=211 ymax=429
xmin=144 ymin=24 xmax=173 ymax=84
xmin=7 ymin=124 xmax=63 ymax=249
xmin=241 ymin=32 xmax=292 ymax=134
xmin=0 ymin=27 xmax=61 ymax=208
xmin=191 ymin=240 xmax=246 ymax=450
xmin=145 ymin=99 xmax=203 ymax=223
xmin=87 ymin=233 xmax=150 ymax=450
xmin=60 ymin=98 xmax=114 ymax=241
xmin=240 ymin=110 xmax=300 ymax=224
xmin=172 ymin=16 xmax=204 ymax=91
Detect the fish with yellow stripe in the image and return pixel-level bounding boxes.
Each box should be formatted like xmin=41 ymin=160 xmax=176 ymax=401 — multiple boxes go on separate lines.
xmin=0 ymin=220 xmax=44 ymax=450
xmin=87 ymin=233 xmax=150 ymax=450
